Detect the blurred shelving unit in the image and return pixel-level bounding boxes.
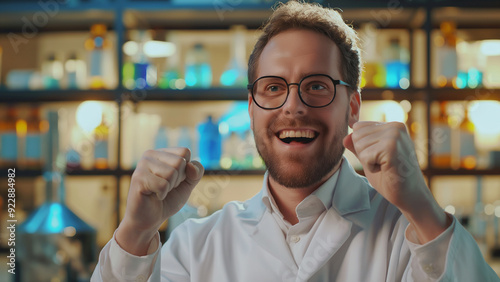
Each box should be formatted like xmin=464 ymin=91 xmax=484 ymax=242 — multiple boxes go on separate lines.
xmin=0 ymin=0 xmax=500 ymax=231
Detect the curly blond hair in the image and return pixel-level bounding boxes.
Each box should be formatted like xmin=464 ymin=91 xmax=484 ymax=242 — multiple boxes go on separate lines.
xmin=248 ymin=1 xmax=361 ymax=93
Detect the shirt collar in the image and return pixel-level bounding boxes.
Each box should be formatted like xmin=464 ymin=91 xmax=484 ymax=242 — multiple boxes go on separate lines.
xmin=261 ymin=160 xmax=341 ymax=218
xmin=261 ymin=171 xmax=282 ymax=217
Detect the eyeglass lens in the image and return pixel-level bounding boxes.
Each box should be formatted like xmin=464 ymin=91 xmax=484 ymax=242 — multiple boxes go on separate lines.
xmin=252 ymin=75 xmax=336 ymax=109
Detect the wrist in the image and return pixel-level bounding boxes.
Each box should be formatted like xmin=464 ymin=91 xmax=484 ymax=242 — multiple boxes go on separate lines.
xmin=402 ymin=200 xmax=450 ymax=244
xmin=116 ymin=221 xmax=158 ymax=256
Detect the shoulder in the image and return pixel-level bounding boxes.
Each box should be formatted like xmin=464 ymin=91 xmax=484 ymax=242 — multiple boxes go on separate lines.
xmin=169 ymin=191 xmax=264 ymax=243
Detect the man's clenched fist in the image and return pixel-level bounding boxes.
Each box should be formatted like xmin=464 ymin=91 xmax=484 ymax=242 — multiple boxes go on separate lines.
xmin=117 ymin=147 xmax=204 ymax=255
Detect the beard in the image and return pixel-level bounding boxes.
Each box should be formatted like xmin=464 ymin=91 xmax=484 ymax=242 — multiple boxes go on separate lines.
xmin=253 ymin=110 xmax=349 ymax=189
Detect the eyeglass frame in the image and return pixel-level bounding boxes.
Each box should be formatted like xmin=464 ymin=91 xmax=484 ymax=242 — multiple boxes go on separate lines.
xmin=247 ymin=73 xmax=352 ymax=110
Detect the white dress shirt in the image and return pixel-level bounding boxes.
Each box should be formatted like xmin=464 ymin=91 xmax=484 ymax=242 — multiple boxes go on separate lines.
xmin=91 ymin=158 xmax=499 ymax=282
xmin=262 ymin=167 xmax=340 ymax=267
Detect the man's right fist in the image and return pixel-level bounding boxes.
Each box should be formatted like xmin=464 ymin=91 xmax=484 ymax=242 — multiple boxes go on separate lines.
xmin=116 ymin=147 xmax=204 ymax=255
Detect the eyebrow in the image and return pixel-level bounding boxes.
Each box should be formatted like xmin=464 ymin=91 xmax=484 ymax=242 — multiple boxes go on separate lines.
xmin=258 ymin=71 xmax=337 ymax=80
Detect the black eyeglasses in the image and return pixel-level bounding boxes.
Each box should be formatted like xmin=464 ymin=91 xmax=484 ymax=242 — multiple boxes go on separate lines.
xmin=247 ymin=74 xmax=351 ymax=110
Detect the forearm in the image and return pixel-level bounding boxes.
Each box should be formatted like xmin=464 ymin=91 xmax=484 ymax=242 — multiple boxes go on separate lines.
xmin=115 ymin=222 xmax=158 ymax=256
xmin=402 ymin=195 xmax=451 ymax=244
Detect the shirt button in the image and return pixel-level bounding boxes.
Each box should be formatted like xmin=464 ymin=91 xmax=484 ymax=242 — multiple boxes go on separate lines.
xmin=423 ymin=264 xmax=434 ymax=273
xmin=136 ymin=274 xmax=146 ymax=282
xmin=290 ymin=235 xmax=300 ymax=243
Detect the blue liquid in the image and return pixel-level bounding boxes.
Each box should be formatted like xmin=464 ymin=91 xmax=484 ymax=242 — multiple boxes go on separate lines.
xmin=220 ymin=68 xmax=247 ymax=88
xmin=26 ymin=134 xmax=42 ymax=159
xmin=220 ymin=69 xmax=239 ymax=87
xmin=43 ymin=77 xmax=60 ymax=89
xmin=385 ymin=61 xmax=409 ymax=89
xmin=457 ymin=71 xmax=468 ymax=89
xmin=134 ymin=63 xmax=149 ymax=89
xmin=67 ymin=72 xmax=78 ymax=89
xmin=0 ymin=133 xmax=17 ymax=160
xmin=94 ymin=140 xmax=108 ymax=159
xmin=198 ymin=117 xmax=221 ymax=169
xmin=90 ymin=50 xmax=103 ymax=77
xmin=467 ymin=68 xmax=482 ymax=88
xmin=185 ymin=63 xmax=212 ymax=88
xmin=159 ymin=69 xmax=181 ymax=89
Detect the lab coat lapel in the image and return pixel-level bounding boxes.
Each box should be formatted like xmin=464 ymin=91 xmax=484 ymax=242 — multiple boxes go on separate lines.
xmin=252 ymin=212 xmax=298 ymax=272
xmin=296 ymin=208 xmax=353 ymax=281
xmin=333 ymin=158 xmax=372 ymax=217
xmin=237 ymin=190 xmax=298 ymax=273
xmin=297 ymin=158 xmax=373 ymax=280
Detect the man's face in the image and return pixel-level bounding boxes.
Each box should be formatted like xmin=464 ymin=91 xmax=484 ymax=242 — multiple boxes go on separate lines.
xmin=249 ymin=29 xmax=360 ymax=189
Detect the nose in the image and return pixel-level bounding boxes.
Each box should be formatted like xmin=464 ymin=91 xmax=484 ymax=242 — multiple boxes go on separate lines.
xmin=282 ymin=84 xmax=307 ymax=116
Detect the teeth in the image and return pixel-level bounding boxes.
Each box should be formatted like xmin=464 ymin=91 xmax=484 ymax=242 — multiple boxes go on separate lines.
xmin=279 ymin=130 xmax=315 ymax=139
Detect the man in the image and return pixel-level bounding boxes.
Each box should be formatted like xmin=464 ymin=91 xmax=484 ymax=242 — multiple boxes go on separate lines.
xmin=92 ymin=2 xmax=498 ymax=281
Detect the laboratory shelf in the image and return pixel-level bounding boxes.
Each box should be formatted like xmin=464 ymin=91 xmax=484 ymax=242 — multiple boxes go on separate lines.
xmin=0 ymin=89 xmax=119 ymax=103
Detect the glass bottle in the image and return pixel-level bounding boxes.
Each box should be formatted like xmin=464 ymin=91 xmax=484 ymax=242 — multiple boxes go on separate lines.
xmin=220 ymin=25 xmax=248 ymax=88
xmin=483 ymin=40 xmax=500 ymax=88
xmin=460 ymin=105 xmax=477 ymax=169
xmin=122 ymin=60 xmax=135 ymax=90
xmin=431 ymin=102 xmax=451 ymax=168
xmin=197 ymin=116 xmax=221 ymax=169
xmin=24 ymin=105 xmax=48 ymax=169
xmin=85 ymin=24 xmax=110 ymax=89
xmin=159 ymin=31 xmax=182 ymax=90
xmin=358 ymin=23 xmax=386 ymax=88
xmin=456 ymin=41 xmax=484 ymax=89
xmin=383 ymin=37 xmax=410 ymax=89
xmin=64 ymin=52 xmax=87 ymax=89
xmin=93 ymin=114 xmax=109 ymax=169
xmin=456 ymin=41 xmax=470 ymax=89
xmin=185 ymin=43 xmax=212 ymax=88
xmin=41 ymin=53 xmax=63 ymax=89
xmin=436 ymin=21 xmax=458 ymax=88
xmin=132 ymin=30 xmax=152 ymax=90
xmin=0 ymin=107 xmax=19 ymax=168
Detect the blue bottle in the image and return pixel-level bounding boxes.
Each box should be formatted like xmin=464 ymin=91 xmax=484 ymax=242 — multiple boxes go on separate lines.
xmin=185 ymin=43 xmax=212 ymax=88
xmin=220 ymin=25 xmax=248 ymax=88
xmin=197 ymin=116 xmax=221 ymax=169
xmin=134 ymin=30 xmax=151 ymax=90
xmin=383 ymin=38 xmax=410 ymax=89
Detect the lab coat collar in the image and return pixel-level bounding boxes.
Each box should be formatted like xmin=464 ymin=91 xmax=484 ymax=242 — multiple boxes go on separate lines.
xmin=236 ymin=157 xmax=372 ymax=225
xmin=235 ymin=157 xmax=374 ymax=277
xmin=332 ymin=157 xmax=372 ymax=217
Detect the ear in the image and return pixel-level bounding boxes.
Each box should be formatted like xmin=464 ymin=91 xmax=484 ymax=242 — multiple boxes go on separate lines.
xmin=348 ymin=91 xmax=361 ymax=128
xmin=248 ymin=93 xmax=254 ymax=130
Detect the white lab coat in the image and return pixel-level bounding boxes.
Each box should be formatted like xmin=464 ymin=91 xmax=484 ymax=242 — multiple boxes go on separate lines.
xmin=92 ymin=159 xmax=499 ymax=282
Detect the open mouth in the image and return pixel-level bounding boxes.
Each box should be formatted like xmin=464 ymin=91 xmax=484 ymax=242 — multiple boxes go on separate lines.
xmin=277 ymin=130 xmax=318 ymax=144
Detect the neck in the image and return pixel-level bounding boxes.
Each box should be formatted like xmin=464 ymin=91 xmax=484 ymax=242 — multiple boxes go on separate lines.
xmin=268 ymin=161 xmax=341 ymax=225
